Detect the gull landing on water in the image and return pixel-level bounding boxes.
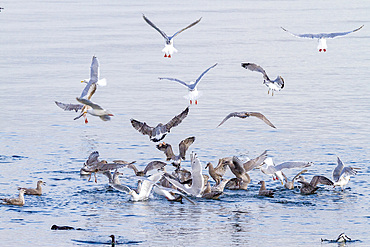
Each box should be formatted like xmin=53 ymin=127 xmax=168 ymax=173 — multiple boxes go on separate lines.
xmin=241 ymin=63 xmax=284 ymax=96
xmin=159 ymin=63 xmax=217 ymax=104
xmin=143 ymin=14 xmax=201 ymax=58
xmin=281 ymin=25 xmax=364 ymax=52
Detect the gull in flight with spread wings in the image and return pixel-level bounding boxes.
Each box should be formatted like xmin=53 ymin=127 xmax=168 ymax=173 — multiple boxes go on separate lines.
xmin=55 ymin=56 xmax=107 ymax=123
xmin=156 ymin=136 xmax=195 ymax=168
xmin=281 ymin=25 xmax=364 ymax=52
xmin=332 ymin=157 xmax=359 ymax=191
xmin=143 ymin=14 xmax=201 ymax=57
xmin=130 ymin=106 xmax=189 ymax=142
xmin=159 ymin=63 xmax=217 ymax=104
xmin=217 ymin=111 xmax=276 ymax=129
xmin=241 ymin=63 xmax=284 ymax=96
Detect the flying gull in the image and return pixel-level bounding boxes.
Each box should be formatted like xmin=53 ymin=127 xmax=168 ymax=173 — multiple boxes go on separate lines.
xmin=130 ymin=106 xmax=189 ymax=142
xmin=217 ymin=111 xmax=276 ymax=128
xmin=143 ymin=14 xmax=201 ymax=57
xmin=75 ymin=97 xmax=113 ymax=121
xmin=241 ymin=63 xmax=284 ymax=96
xmin=156 ymin=136 xmax=195 ymax=168
xmin=159 ymin=63 xmax=217 ymax=104
xmin=281 ymin=25 xmax=364 ymax=52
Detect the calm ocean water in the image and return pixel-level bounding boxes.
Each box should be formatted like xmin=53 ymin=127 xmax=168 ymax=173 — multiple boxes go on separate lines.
xmin=0 ymin=0 xmax=369 ymax=246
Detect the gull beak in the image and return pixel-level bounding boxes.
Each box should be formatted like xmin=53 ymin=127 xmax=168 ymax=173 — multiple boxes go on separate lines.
xmin=280 ymin=180 xmax=284 ymax=185
xmin=108 ymin=113 xmax=114 ymax=116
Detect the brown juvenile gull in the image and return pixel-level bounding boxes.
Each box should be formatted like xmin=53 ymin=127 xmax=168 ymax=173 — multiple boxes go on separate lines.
xmin=205 ymin=157 xmax=230 ymax=185
xmin=258 ymin=181 xmax=274 ymax=197
xmin=1 ymin=189 xmax=26 ymax=206
xmin=281 ymin=25 xmax=364 ymax=52
xmin=157 ymin=136 xmax=195 ymax=168
xmin=217 ymin=112 xmax=276 ymax=128
xmin=131 ymin=106 xmax=189 ymax=142
xmin=282 ymin=169 xmax=308 ymax=189
xmin=241 ymin=63 xmax=284 ymax=96
xmin=333 ymin=157 xmax=359 ymax=191
xmin=227 ymin=151 xmax=268 ymax=190
xmin=159 ymin=63 xmax=217 ymax=104
xmin=18 ymin=180 xmax=45 ymax=195
xmin=297 ymin=175 xmax=334 ymax=195
xmin=143 ymin=14 xmax=201 ymax=58
xmin=83 ymin=160 xmax=136 ymax=183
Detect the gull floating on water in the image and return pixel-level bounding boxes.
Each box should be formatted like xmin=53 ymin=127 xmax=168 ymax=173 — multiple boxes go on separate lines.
xmin=1 ymin=188 xmax=26 ymax=206
xmin=156 ymin=136 xmax=195 ymax=168
xmin=130 ymin=106 xmax=189 ymax=142
xmin=281 ymin=25 xmax=364 ymax=52
xmin=159 ymin=63 xmax=217 ymax=104
xmin=241 ymin=63 xmax=284 ymax=96
xmin=18 ymin=180 xmax=45 ymax=195
xmin=258 ymin=181 xmax=274 ymax=197
xmin=142 ymin=14 xmax=201 ymax=57
xmin=217 ymin=111 xmax=276 ymax=128
xmin=205 ymin=157 xmax=231 ymax=186
xmin=260 ymin=157 xmax=313 ymax=184
xmin=333 ymin=157 xmax=359 ymax=191
xmin=321 ymin=233 xmax=352 ymax=243
xmin=297 ymin=175 xmax=333 ymax=195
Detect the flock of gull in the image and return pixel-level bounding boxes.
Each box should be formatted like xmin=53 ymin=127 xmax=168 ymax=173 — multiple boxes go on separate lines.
xmin=0 ymin=14 xmax=363 ymax=245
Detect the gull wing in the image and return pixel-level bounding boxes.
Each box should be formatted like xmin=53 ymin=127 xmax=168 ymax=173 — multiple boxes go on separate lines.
xmin=143 ymin=161 xmax=167 ymax=175
xmin=292 ymin=169 xmax=308 ymax=181
xmin=142 ymin=14 xmax=169 ymax=42
xmin=130 ymin=119 xmax=154 ymax=136
xmin=179 ymin=136 xmax=195 ymax=160
xmin=231 ymin=156 xmax=246 ymax=174
xmin=153 ymin=184 xmax=196 ymax=205
xmin=243 ymin=150 xmax=268 ymax=172
xmin=214 ymin=157 xmax=231 ymax=177
xmin=156 ymin=143 xmax=175 ymax=161
xmin=164 ymin=106 xmax=189 ymax=131
xmin=55 ymin=101 xmax=84 ymax=112
xmin=80 ymin=56 xmax=100 ymax=98
xmin=76 ymin=97 xmax=104 ymax=110
xmin=193 ymin=63 xmax=218 ymax=88
xmin=248 ymin=112 xmax=276 ymax=129
xmin=281 ymin=27 xmax=320 ymax=39
xmin=112 ymin=184 xmax=132 ymax=194
xmin=274 ymin=161 xmax=312 ymax=171
xmin=158 ymin=77 xmax=190 ymax=88
xmin=86 ymin=151 xmax=99 ymax=166
xmin=333 ymin=157 xmax=344 ymax=182
xmin=170 ymin=17 xmax=202 ymax=40
xmin=241 ymin=63 xmax=270 ymax=81
xmin=310 ymin=175 xmax=334 ymax=187
xmin=323 ymin=25 xmax=364 ymax=38
xmin=217 ymin=112 xmax=240 ymax=127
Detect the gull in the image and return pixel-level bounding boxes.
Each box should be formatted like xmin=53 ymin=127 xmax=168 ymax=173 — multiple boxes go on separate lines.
xmin=0 ymin=7 xmax=4 ymax=12
xmin=241 ymin=63 xmax=284 ymax=96
xmin=260 ymin=157 xmax=313 ymax=184
xmin=258 ymin=181 xmax=274 ymax=197
xmin=111 ymin=172 xmax=163 ymax=201
xmin=76 ymin=97 xmax=113 ymax=121
xmin=55 ymin=56 xmax=106 ymax=124
xmin=164 ymin=152 xmax=204 ymax=197
xmin=333 ymin=157 xmax=359 ymax=191
xmin=205 ymin=157 xmax=231 ymax=185
xmin=152 ymin=184 xmax=196 ymax=204
xmin=159 ymin=63 xmax=217 ymax=104
xmin=83 ymin=160 xmax=136 ymax=183
xmin=282 ymin=169 xmax=308 ymax=189
xmin=227 ymin=151 xmax=268 ymax=190
xmin=217 ymin=111 xmax=276 ymax=128
xmin=124 ymin=161 xmax=167 ymax=176
xmin=80 ymin=151 xmax=101 ymax=175
xmin=18 ymin=180 xmax=46 ymax=195
xmin=321 ymin=233 xmax=352 ymax=243
xmin=297 ymin=175 xmax=334 ymax=195
xmin=130 ymin=106 xmax=189 ymax=142
xmin=80 ymin=56 xmax=107 ymax=99
xmin=156 ymin=136 xmax=195 ymax=168
xmin=143 ymin=14 xmax=201 ymax=58
xmin=1 ymin=189 xmax=26 ymax=206
xmin=281 ymin=25 xmax=364 ymax=52
xmin=201 ymin=181 xmax=223 ymax=199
